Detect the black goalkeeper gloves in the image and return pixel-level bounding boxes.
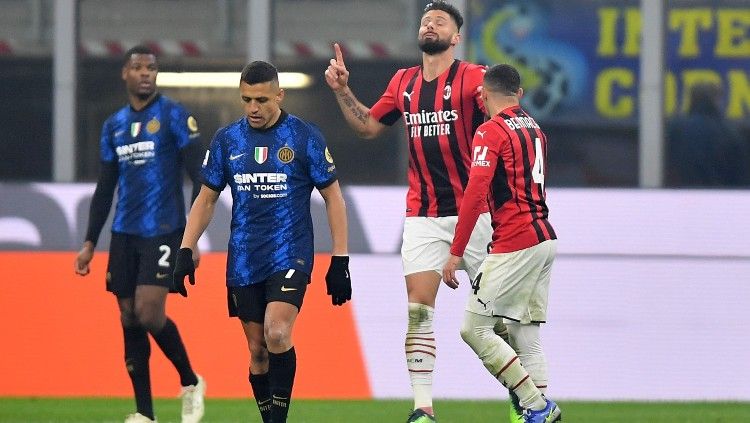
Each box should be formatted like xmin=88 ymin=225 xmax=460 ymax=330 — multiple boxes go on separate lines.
xmin=325 ymin=255 xmax=352 ymax=306
xmin=173 ymin=247 xmax=196 ymax=297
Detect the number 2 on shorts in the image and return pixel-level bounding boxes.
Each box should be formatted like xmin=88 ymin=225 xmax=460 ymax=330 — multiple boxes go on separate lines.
xmin=158 ymin=245 xmax=171 ymax=268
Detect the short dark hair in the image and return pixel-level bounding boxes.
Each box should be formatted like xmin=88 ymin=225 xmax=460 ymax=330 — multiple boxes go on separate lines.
xmin=484 ymin=64 xmax=521 ymax=96
xmin=123 ymin=45 xmax=156 ymax=66
xmin=424 ymin=1 xmax=463 ymax=31
xmin=240 ymin=61 xmax=279 ymax=85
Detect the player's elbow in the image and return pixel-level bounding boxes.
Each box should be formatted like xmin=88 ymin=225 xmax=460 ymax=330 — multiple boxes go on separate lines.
xmin=359 ymin=132 xmax=378 ymax=140
xmin=356 ymin=125 xmax=383 ymax=140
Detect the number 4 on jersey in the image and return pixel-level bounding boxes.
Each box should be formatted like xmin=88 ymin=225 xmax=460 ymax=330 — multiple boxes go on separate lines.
xmin=531 ymin=137 xmax=545 ymax=190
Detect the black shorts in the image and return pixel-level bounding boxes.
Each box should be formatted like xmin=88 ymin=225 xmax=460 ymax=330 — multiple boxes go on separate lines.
xmin=227 ymin=269 xmax=310 ymax=323
xmin=106 ymin=229 xmax=183 ymax=298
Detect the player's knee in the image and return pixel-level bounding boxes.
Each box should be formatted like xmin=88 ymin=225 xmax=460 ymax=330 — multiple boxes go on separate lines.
xmin=460 ymin=319 xmax=493 ymax=352
xmin=407 ymin=302 xmax=434 ymax=332
xmin=135 ymin=308 xmax=166 ymax=333
xmin=459 ymin=322 xmax=474 ymax=348
xmin=264 ymin=322 xmax=291 ymax=350
xmin=120 ymin=310 xmax=138 ymax=327
xmin=461 ymin=322 xmax=508 ymax=374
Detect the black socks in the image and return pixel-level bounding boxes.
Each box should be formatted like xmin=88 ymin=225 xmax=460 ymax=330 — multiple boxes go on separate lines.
xmin=151 ymin=318 xmax=198 ymax=387
xmin=250 ymin=371 xmax=273 ymax=423
xmin=268 ymin=347 xmax=297 ymax=423
xmin=123 ymin=325 xmax=153 ymax=420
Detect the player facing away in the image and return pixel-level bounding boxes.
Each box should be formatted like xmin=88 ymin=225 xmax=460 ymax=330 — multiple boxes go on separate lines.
xmin=74 ymin=45 xmax=206 ymax=423
xmin=325 ymin=2 xmax=492 ymax=421
xmin=442 ymin=64 xmax=561 ymax=423
xmin=173 ymin=60 xmax=352 ymax=423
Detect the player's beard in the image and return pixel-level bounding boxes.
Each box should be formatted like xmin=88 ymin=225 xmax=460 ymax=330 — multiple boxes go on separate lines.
xmin=136 ymin=91 xmax=154 ymax=101
xmin=418 ymin=38 xmax=451 ymax=55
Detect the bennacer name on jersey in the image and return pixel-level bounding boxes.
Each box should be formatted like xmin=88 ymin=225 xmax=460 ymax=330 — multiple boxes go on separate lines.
xmin=116 ymin=141 xmax=155 ymax=165
xmin=504 ymin=116 xmax=540 ymax=130
xmin=404 ymin=109 xmax=458 ymax=138
xmin=234 ymin=172 xmax=289 ymax=198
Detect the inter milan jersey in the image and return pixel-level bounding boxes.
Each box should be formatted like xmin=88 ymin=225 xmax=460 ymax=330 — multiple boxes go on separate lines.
xmin=201 ymin=111 xmax=337 ymax=287
xmin=370 ymin=60 xmax=487 ymax=217
xmin=451 ymin=106 xmax=556 ymax=255
xmin=100 ymin=94 xmax=200 ymax=237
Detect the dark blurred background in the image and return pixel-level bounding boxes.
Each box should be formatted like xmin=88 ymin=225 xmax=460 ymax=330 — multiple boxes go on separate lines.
xmin=1 ymin=0 xmax=748 ymax=187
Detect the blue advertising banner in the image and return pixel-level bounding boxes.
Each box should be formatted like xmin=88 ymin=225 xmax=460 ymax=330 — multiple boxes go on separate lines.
xmin=468 ymin=0 xmax=750 ymax=124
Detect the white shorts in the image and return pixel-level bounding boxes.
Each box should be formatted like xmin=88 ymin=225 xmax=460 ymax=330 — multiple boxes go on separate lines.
xmin=401 ymin=213 xmax=492 ymax=280
xmin=466 ymin=239 xmax=557 ymax=324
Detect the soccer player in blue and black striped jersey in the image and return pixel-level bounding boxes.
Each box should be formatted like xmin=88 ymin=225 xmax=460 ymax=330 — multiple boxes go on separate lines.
xmin=173 ymin=61 xmax=352 ymax=423
xmin=74 ymin=45 xmax=206 ymax=423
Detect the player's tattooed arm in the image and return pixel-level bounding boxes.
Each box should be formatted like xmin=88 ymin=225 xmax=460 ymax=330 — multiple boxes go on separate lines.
xmin=332 ymin=87 xmax=385 ymax=139
xmin=337 ymin=90 xmax=370 ymax=126
xmin=326 ymin=42 xmax=385 ymax=138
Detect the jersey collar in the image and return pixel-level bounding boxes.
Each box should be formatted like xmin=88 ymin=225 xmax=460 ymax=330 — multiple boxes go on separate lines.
xmin=129 ymin=93 xmax=161 ymax=112
xmin=248 ymin=109 xmax=288 ymax=133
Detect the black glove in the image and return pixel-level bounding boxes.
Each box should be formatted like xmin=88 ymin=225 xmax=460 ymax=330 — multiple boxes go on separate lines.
xmin=173 ymin=248 xmax=196 ymax=297
xmin=325 ymin=255 xmax=351 ymax=306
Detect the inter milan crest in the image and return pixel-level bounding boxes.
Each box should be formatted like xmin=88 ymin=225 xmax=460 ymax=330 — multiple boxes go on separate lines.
xmin=130 ymin=122 xmax=141 ymax=138
xmin=255 ymin=146 xmax=268 ymax=164
xmin=277 ymin=146 xmax=294 ymax=163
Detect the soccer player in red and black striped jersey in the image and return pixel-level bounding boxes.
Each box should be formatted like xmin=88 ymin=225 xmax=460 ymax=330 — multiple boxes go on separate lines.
xmin=442 ymin=64 xmax=562 ymax=423
xmin=325 ymin=2 xmax=492 ymax=422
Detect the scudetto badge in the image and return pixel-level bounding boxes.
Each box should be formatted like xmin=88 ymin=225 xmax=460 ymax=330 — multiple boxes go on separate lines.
xmin=255 ymin=146 xmax=268 ymax=164
xmin=130 ymin=122 xmax=141 ymax=137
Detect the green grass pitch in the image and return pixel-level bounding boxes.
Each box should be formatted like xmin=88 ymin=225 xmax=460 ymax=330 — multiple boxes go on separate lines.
xmin=1 ymin=398 xmax=748 ymax=422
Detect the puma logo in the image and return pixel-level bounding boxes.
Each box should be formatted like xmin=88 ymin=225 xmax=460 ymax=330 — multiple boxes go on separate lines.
xmin=476 ymin=130 xmax=486 ymax=138
xmin=403 ymin=91 xmax=413 ymax=101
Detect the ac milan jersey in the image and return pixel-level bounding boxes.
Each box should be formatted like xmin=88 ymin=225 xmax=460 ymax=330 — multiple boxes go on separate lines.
xmin=201 ymin=111 xmax=337 ymax=287
xmin=100 ymin=94 xmax=200 ymax=237
xmin=370 ymin=60 xmax=487 ymax=217
xmin=451 ymin=106 xmax=556 ymax=255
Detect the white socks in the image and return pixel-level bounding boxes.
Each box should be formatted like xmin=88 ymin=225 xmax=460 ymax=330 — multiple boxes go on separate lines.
xmin=461 ymin=312 xmax=546 ymax=411
xmin=507 ymin=322 xmax=548 ymax=393
xmin=406 ymin=303 xmax=436 ymax=409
